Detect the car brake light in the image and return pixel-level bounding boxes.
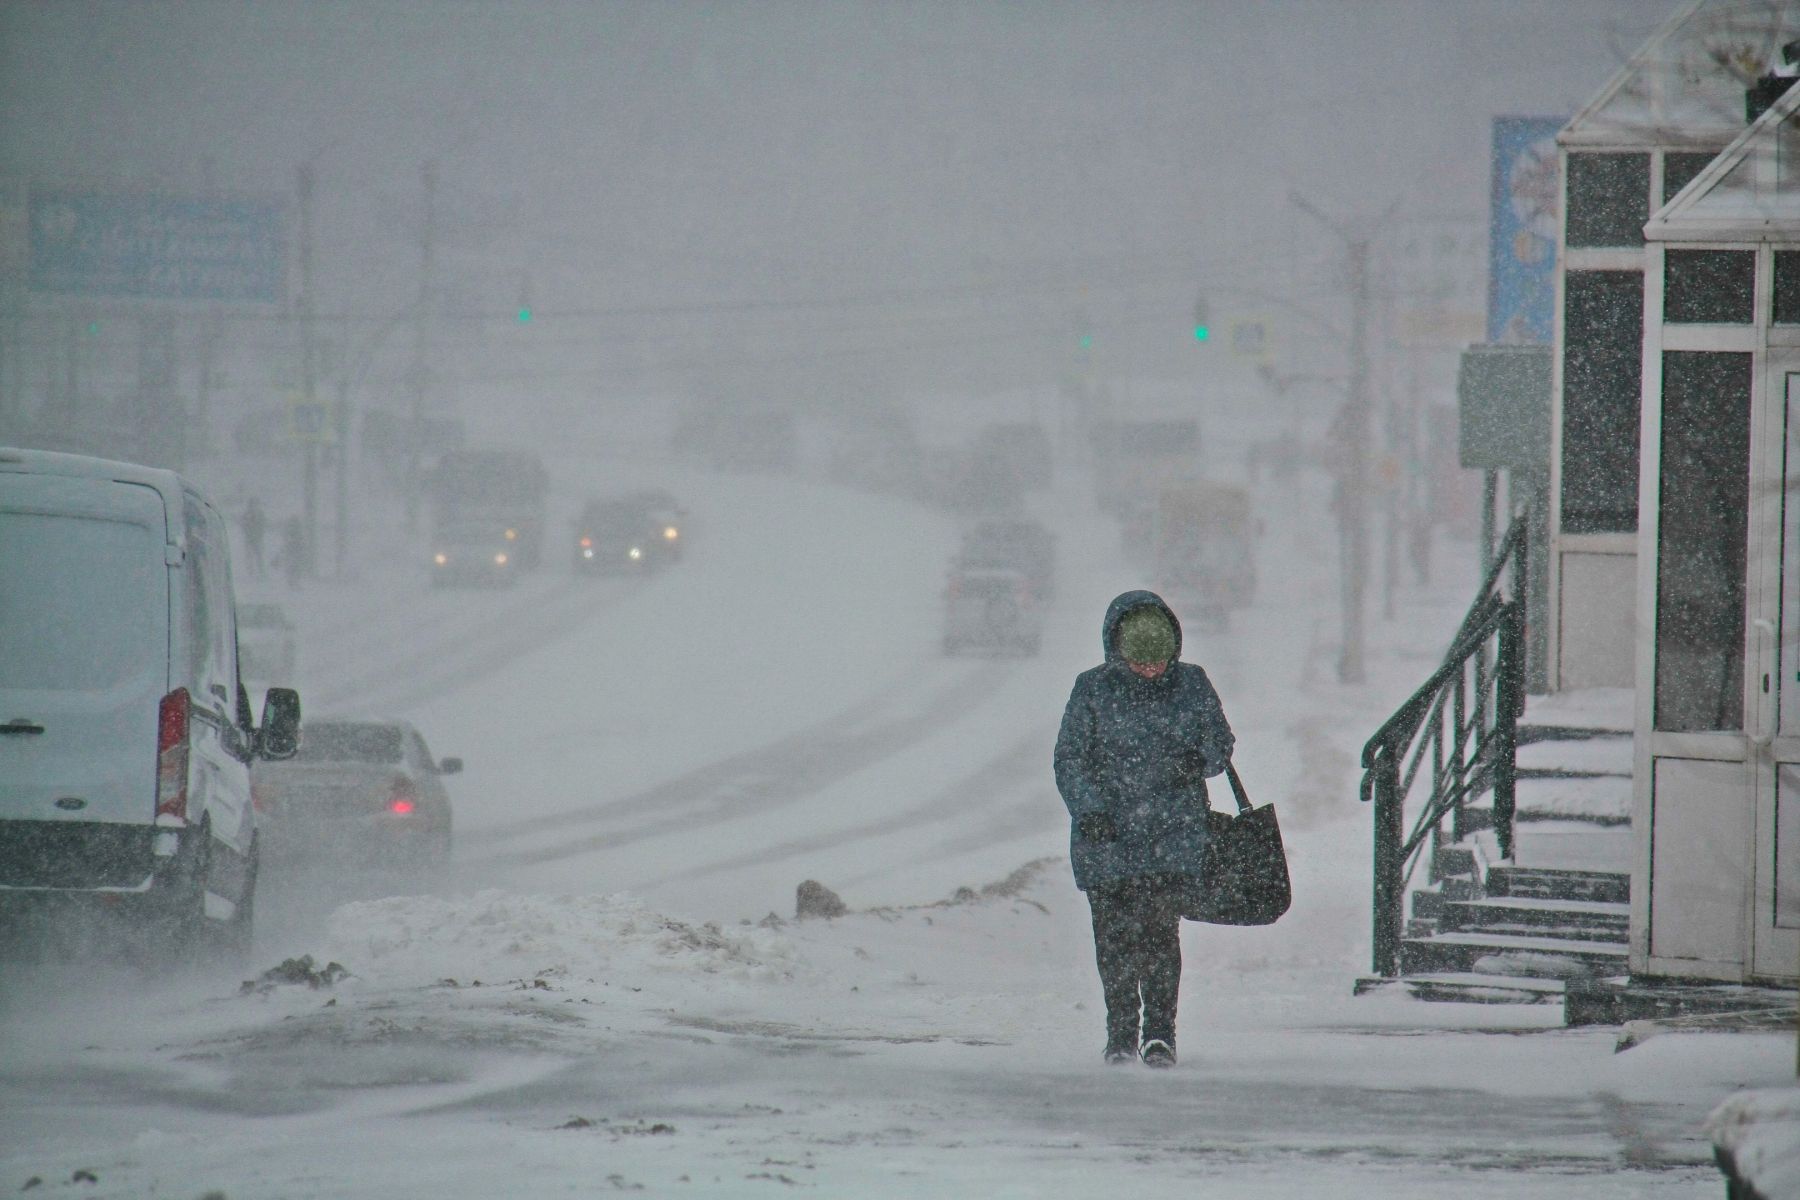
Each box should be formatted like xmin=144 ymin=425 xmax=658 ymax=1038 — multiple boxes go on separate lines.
xmin=579 ymin=535 xmax=593 ymax=548
xmin=389 ymin=776 xmax=417 ymax=815
xmin=390 ymin=799 xmax=416 ymax=815
xmin=155 ymin=688 xmax=190 ymax=821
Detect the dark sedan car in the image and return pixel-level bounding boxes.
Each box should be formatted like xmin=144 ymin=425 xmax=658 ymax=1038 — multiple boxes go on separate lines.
xmin=573 ymin=498 xmax=658 ymax=573
xmin=622 ymin=488 xmax=687 ymax=563
xmin=252 ymin=719 xmax=459 ymax=871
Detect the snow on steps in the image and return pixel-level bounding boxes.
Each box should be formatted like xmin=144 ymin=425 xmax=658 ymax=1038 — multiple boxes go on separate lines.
xmin=1355 ymin=688 xmax=1639 ymax=1007
xmin=1355 ymin=971 xmax=1567 ymax=1005
xmin=1399 ymin=929 xmax=1629 ymax=976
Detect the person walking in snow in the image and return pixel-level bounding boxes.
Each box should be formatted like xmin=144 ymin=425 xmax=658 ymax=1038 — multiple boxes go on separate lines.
xmin=1054 ymin=590 xmax=1235 ymax=1068
xmin=240 ymin=496 xmax=268 ymax=577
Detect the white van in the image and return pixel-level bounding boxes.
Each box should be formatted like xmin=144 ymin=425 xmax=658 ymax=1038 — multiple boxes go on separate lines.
xmin=0 ymin=448 xmax=300 ymax=957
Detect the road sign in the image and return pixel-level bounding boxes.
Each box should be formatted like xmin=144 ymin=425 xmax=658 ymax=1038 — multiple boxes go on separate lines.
xmin=1230 ymin=317 xmax=1273 ymax=362
xmin=28 ymin=186 xmax=285 ymax=302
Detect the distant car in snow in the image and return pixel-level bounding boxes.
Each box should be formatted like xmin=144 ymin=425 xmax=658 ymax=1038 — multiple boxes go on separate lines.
xmin=955 ymin=517 xmax=1056 ymax=601
xmin=430 ymin=520 xmax=524 ymax=587
xmin=620 ymin=489 xmax=687 ymax=563
xmin=253 ymin=718 xmax=457 ymax=872
xmin=573 ymin=497 xmax=661 ymax=573
xmin=942 ymin=566 xmax=1042 ymax=657
xmin=237 ymin=602 xmax=298 ymax=687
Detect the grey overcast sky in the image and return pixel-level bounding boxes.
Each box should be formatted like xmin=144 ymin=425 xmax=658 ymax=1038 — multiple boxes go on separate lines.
xmin=1 ymin=1 xmax=1661 ymax=389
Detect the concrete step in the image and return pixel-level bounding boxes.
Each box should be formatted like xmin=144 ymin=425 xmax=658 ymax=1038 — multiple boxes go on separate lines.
xmin=1486 ymin=866 xmax=1629 ymax=904
xmin=1433 ymin=845 xmax=1478 ymax=879
xmin=1565 ymin=977 xmax=1799 ymax=1027
xmin=1440 ymin=896 xmax=1630 ymax=939
xmin=1354 ymin=971 xmax=1565 ymax=1005
xmin=1399 ymin=929 xmax=1630 ymax=977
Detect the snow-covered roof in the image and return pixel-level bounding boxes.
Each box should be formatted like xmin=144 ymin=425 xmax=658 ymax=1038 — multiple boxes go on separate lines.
xmin=1561 ymin=0 xmax=1800 ymax=150
xmin=1646 ymin=78 xmax=1800 ymax=240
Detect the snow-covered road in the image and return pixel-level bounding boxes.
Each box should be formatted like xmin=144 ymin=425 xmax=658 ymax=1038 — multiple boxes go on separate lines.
xmin=2 ymin=457 xmax=1790 ymax=1198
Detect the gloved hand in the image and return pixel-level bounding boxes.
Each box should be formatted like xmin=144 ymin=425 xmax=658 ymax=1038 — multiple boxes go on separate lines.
xmin=1078 ymin=812 xmax=1119 ymax=843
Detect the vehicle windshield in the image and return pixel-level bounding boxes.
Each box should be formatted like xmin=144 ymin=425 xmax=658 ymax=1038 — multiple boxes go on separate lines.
xmin=295 ymin=723 xmax=405 ymax=764
xmin=436 ymin=521 xmax=510 ymax=544
xmin=579 ymin=505 xmax=645 ymax=533
xmin=0 ymin=509 xmax=164 ymax=691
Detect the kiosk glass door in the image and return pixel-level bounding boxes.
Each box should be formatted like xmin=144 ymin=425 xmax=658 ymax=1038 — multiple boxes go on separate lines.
xmin=1757 ymin=369 xmax=1800 ymax=980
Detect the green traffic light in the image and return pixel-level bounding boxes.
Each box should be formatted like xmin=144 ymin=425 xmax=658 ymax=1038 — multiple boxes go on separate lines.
xmin=86 ymin=322 xmax=101 ymax=335
xmin=1079 ymin=334 xmax=1093 ymax=350
xmin=1193 ymin=325 xmax=1210 ymax=342
xmin=517 ymin=308 xmax=532 ymax=323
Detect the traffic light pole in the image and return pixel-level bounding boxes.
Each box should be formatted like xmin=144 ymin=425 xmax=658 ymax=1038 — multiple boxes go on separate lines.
xmin=1340 ymin=235 xmax=1371 ymax=684
xmin=406 ymin=160 xmax=437 ymax=533
xmin=1289 ymin=191 xmax=1398 ymax=686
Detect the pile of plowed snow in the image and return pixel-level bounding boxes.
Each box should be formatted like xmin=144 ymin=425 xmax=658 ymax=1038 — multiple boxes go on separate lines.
xmin=321 ymin=890 xmax=798 ymax=985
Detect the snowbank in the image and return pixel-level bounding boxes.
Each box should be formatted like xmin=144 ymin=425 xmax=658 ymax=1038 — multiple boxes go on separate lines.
xmin=321 ymin=889 xmax=799 ymax=986
xmin=1709 ymin=1087 xmax=1800 ymax=1200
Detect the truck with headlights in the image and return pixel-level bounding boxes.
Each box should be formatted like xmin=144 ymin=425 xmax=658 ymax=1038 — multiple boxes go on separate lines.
xmin=424 ymin=448 xmax=548 ymax=584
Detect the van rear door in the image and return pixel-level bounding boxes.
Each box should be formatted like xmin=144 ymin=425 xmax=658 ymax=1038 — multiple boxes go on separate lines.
xmin=0 ymin=477 xmax=169 ymax=830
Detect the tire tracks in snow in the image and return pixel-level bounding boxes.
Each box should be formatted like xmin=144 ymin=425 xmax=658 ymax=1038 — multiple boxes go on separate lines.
xmin=642 ymin=731 xmax=1051 ymax=889
xmin=304 ymin=578 xmax=636 ymax=716
xmin=462 ymin=659 xmax=1024 ymax=873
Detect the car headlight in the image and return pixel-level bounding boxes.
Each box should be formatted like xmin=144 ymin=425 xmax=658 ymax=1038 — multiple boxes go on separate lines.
xmin=494 ymin=552 xmax=509 ymax=565
xmin=664 ymin=526 xmax=679 ymax=540
xmin=582 ymin=548 xmax=594 ymax=559
xmin=434 ymin=552 xmax=449 ymax=566
xmin=505 ymin=528 xmax=518 ymax=541
xmin=628 ymin=546 xmax=643 ymax=560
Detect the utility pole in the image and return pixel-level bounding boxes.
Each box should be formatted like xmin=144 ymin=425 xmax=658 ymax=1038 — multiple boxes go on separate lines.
xmin=1341 ymin=235 xmax=1372 ymax=683
xmin=405 ymin=159 xmax=437 ymax=532
xmin=195 ymin=154 xmax=219 ymax=460
xmin=334 ymin=312 xmax=351 ymax=578
xmin=297 ymin=162 xmax=319 ymax=577
xmin=1291 ymin=192 xmax=1398 ymax=686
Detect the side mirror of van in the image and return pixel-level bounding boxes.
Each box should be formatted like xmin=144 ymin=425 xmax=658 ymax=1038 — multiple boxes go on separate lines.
xmin=437 ymin=756 xmax=463 ymax=775
xmin=258 ymin=688 xmax=302 ymax=761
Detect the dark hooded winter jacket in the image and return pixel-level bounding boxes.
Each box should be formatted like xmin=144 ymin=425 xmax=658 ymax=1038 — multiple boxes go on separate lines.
xmin=1054 ymin=590 xmax=1235 ymax=891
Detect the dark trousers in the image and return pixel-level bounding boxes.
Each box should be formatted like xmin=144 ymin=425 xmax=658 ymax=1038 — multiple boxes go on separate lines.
xmin=1086 ymin=873 xmax=1184 ymax=1050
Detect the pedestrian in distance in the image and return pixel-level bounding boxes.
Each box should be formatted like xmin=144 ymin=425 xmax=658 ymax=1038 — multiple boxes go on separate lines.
xmin=241 ymin=496 xmax=268 ymax=577
xmin=275 ymin=514 xmax=310 ymax=589
xmin=1054 ymin=590 xmax=1235 ymax=1068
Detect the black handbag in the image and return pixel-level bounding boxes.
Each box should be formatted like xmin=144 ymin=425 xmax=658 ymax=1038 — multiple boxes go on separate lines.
xmin=1182 ymin=762 xmax=1291 ymax=926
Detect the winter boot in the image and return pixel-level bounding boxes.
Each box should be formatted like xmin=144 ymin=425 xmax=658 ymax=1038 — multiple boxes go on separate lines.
xmin=1140 ymin=1038 xmax=1176 ymax=1069
xmin=1103 ymin=1040 xmax=1136 ymax=1065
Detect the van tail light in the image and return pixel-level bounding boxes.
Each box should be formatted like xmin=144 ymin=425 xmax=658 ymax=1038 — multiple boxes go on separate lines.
xmin=388 ymin=776 xmax=418 ymax=816
xmin=155 ymin=687 xmax=190 ymax=821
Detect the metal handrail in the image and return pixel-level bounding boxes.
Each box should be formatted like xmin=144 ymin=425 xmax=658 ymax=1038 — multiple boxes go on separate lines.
xmin=1360 ymin=517 xmax=1528 ymax=978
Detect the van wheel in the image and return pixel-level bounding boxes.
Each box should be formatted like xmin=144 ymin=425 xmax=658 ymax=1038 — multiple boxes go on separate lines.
xmin=219 ymin=839 xmax=257 ymax=962
xmin=144 ymin=831 xmax=211 ymax=969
